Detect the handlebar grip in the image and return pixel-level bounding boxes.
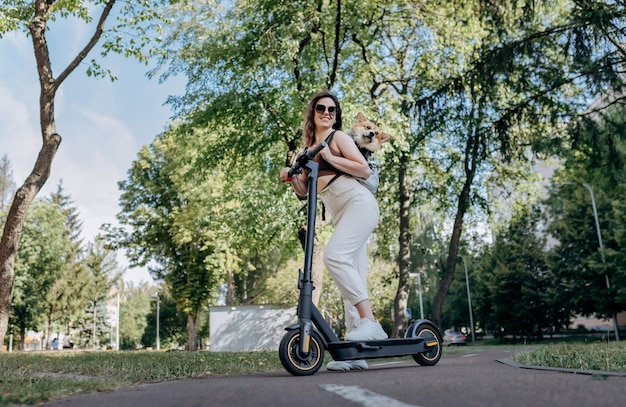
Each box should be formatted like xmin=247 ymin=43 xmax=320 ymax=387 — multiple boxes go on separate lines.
xmin=287 ymin=141 xmax=327 ymax=178
xmin=305 ymin=140 xmax=327 ymax=159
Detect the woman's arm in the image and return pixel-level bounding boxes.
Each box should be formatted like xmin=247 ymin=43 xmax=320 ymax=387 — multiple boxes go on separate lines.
xmin=280 ymin=167 xmax=309 ymax=197
xmin=319 ymin=131 xmax=370 ymax=178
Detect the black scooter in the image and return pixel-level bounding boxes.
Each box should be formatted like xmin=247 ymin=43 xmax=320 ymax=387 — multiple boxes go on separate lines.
xmin=279 ymin=141 xmax=443 ymax=376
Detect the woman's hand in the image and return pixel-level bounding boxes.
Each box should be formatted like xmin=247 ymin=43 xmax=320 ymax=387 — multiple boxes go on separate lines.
xmin=280 ymin=167 xmax=292 ymax=182
xmin=281 ymin=167 xmax=308 ymax=197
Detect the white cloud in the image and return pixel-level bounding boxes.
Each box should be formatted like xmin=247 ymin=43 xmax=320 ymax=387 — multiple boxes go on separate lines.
xmin=0 ymin=86 xmax=39 ymax=176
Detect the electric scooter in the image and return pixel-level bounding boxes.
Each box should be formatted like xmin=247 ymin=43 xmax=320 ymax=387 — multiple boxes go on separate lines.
xmin=279 ymin=141 xmax=443 ymax=376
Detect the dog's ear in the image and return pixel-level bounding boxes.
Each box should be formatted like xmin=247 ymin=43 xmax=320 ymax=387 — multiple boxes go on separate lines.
xmin=379 ymin=132 xmax=393 ymax=144
xmin=355 ymin=112 xmax=367 ymax=123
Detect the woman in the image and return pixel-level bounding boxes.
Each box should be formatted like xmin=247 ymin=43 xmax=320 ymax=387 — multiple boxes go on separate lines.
xmin=280 ymin=90 xmax=387 ymax=371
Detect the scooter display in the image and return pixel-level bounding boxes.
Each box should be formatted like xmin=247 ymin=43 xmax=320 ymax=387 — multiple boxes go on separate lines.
xmin=279 ymin=141 xmax=443 ymax=376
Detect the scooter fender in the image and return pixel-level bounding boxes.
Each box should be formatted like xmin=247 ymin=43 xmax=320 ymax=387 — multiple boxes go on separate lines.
xmin=284 ymin=323 xmax=300 ymax=331
xmin=405 ymin=319 xmax=442 ymax=338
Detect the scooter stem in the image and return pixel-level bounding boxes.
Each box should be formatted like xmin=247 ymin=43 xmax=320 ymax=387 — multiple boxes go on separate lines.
xmin=298 ymin=159 xmax=319 ymax=356
xmin=302 ymin=160 xmax=319 ymax=281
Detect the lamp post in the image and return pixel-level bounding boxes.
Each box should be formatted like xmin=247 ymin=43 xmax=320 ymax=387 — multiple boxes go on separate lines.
xmin=580 ymin=183 xmax=620 ymax=341
xmin=109 ymin=282 xmax=121 ymax=351
xmin=152 ymin=292 xmax=160 ymax=350
xmin=92 ymin=301 xmax=97 ymax=349
xmin=458 ymin=256 xmax=475 ymax=342
xmin=409 ymin=272 xmax=424 ymax=319
xmin=115 ymin=284 xmax=120 ymax=351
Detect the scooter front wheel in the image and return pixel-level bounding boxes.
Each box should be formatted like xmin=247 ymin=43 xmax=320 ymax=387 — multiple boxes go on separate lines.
xmin=406 ymin=321 xmax=442 ymax=366
xmin=279 ymin=329 xmax=325 ymax=376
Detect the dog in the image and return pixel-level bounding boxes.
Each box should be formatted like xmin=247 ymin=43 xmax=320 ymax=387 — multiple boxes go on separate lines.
xmin=345 ymin=112 xmax=392 ymax=159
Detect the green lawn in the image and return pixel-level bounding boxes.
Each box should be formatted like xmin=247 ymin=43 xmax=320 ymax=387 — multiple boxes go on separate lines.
xmin=448 ymin=335 xmax=626 ymax=373
xmin=0 ymin=350 xmax=281 ymax=406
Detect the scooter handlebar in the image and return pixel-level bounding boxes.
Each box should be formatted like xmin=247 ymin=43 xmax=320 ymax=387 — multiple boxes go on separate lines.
xmin=288 ymin=141 xmax=327 ymax=177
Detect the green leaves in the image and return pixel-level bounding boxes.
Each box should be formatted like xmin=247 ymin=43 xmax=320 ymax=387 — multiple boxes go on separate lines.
xmin=12 ymin=199 xmax=72 ymax=334
xmin=477 ymin=205 xmax=562 ymax=336
xmin=112 ymin=0 xmax=626 ymax=335
xmin=0 ymin=1 xmax=34 ymax=36
xmin=545 ymin=104 xmax=626 ymax=319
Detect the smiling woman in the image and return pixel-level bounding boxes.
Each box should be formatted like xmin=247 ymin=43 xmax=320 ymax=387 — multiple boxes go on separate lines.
xmin=279 ymin=89 xmax=387 ymax=371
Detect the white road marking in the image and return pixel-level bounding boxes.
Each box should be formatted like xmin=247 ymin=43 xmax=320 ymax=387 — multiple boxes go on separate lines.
xmin=371 ymin=361 xmax=404 ymax=367
xmin=461 ymin=353 xmax=477 ymax=358
xmin=321 ymin=384 xmax=422 ymax=407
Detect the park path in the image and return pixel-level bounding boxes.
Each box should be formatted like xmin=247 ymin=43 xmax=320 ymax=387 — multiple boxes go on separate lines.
xmin=41 ymin=348 xmax=625 ymax=407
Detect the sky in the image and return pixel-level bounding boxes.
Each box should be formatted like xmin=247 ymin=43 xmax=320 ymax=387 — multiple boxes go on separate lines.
xmin=0 ymin=14 xmax=186 ymax=286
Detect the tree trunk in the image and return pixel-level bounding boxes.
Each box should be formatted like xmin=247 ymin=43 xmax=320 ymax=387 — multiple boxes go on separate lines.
xmin=19 ymin=329 xmax=25 ymax=351
xmin=45 ymin=306 xmax=53 ymax=350
xmin=225 ymin=269 xmax=235 ymax=305
xmin=0 ymin=137 xmax=61 ymax=346
xmin=392 ymin=155 xmax=411 ymax=338
xmin=187 ymin=314 xmax=198 ymax=351
xmin=431 ymin=171 xmax=474 ymax=328
xmin=93 ymin=304 xmax=98 ymax=348
xmin=431 ymin=93 xmax=483 ymax=329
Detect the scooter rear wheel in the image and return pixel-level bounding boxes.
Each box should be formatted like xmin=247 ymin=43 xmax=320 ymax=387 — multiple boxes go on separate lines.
xmin=406 ymin=321 xmax=442 ymax=366
xmin=279 ymin=329 xmax=325 ymax=376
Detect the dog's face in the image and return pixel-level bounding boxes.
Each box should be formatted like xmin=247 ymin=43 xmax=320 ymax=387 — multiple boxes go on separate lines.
xmin=348 ymin=112 xmax=392 ymax=152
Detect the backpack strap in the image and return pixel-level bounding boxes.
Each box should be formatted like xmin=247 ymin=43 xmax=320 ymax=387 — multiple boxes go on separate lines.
xmin=321 ymin=130 xmax=344 ymax=186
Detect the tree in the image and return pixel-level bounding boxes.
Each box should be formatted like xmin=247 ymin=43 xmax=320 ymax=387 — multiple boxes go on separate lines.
xmin=81 ymin=234 xmax=121 ymax=348
xmin=44 ymin=182 xmax=87 ymax=349
xmin=118 ymin=0 xmax=626 ymax=339
xmin=479 ymin=206 xmax=563 ymax=338
xmin=156 ymin=0 xmax=478 ymax=337
xmin=10 ymin=199 xmax=71 ymax=349
xmin=111 ymin=135 xmax=223 ymax=351
xmin=119 ymin=282 xmax=151 ymax=350
xmin=546 ymin=103 xmax=626 ymax=323
xmin=334 ymin=0 xmax=486 ymax=336
xmin=0 ymin=0 xmax=180 ymax=345
xmin=156 ymin=0 xmax=348 ymax=309
xmin=142 ymin=287 xmax=187 ymax=349
xmin=423 ymin=0 xmax=626 ymax=328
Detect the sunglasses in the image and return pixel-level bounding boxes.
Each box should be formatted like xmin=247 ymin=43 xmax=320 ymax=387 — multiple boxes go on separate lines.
xmin=315 ymin=104 xmax=337 ymax=115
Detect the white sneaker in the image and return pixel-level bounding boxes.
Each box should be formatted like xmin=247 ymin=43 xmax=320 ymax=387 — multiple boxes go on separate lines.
xmin=345 ymin=319 xmax=388 ymax=341
xmin=327 ymin=359 xmax=368 ymax=371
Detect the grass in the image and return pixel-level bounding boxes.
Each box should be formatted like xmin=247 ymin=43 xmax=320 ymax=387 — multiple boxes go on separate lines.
xmin=451 ymin=335 xmax=626 ymax=373
xmin=1 ymin=337 xmax=625 ymax=406
xmin=0 ymin=350 xmax=282 ymax=406
xmin=511 ymin=341 xmax=626 ymax=373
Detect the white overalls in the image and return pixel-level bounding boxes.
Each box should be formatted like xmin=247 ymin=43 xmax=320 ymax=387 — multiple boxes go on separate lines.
xmin=318 ymin=175 xmax=379 ymax=331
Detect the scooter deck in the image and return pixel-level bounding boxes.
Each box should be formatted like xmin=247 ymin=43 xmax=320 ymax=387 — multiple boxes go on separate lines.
xmin=327 ymin=337 xmax=435 ymax=361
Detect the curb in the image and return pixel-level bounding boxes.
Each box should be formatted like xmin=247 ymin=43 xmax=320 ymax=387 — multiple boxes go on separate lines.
xmin=497 ymin=358 xmax=626 ymax=378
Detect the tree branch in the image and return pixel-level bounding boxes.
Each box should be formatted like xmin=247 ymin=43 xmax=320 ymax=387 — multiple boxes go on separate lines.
xmin=55 ymin=0 xmax=116 ymax=89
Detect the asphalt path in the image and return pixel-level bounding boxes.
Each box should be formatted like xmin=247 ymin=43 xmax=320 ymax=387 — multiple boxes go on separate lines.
xmin=41 ymin=348 xmax=625 ymax=407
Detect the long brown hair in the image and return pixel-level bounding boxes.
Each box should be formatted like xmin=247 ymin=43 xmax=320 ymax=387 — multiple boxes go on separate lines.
xmin=301 ymin=89 xmax=343 ymax=147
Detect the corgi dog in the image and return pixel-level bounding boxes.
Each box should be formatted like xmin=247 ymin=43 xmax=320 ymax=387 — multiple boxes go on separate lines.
xmin=346 ymin=112 xmax=393 ymax=159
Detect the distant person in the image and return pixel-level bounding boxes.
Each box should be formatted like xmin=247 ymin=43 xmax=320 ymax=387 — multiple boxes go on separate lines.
xmin=51 ymin=338 xmax=58 ymax=350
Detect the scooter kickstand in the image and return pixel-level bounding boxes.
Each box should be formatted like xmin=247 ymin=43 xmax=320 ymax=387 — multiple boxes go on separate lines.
xmin=356 ymin=342 xmax=383 ymax=350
